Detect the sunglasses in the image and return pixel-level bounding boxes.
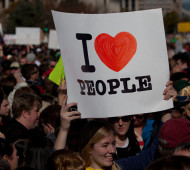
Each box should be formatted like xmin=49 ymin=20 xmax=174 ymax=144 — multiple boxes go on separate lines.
xmin=10 ymin=67 xmax=19 ymax=70
xmin=108 ymin=116 xmax=131 ymax=123
xmin=132 ymin=114 xmax=144 ymax=119
xmin=31 ymin=70 xmax=38 ymax=74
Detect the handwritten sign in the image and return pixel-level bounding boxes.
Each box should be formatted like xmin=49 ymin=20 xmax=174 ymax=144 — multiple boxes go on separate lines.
xmin=52 ymin=9 xmax=173 ymax=118
xmin=16 ymin=27 xmax=41 ymax=45
xmin=4 ymin=34 xmax=16 ymax=45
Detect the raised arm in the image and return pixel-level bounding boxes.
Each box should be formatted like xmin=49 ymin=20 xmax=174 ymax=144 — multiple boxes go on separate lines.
xmin=58 ymin=78 xmax=67 ymax=106
xmin=54 ymin=95 xmax=81 ymax=150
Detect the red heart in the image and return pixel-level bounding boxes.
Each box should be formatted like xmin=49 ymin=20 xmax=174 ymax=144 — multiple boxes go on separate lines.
xmin=94 ymin=32 xmax=137 ymax=72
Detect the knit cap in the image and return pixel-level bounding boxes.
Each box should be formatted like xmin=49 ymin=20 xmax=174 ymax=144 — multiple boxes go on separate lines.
xmin=26 ymin=52 xmax=36 ymax=62
xmin=159 ymin=118 xmax=190 ymax=149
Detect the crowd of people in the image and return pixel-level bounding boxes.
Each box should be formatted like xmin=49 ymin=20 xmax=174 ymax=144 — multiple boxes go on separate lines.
xmin=0 ymin=39 xmax=190 ymax=170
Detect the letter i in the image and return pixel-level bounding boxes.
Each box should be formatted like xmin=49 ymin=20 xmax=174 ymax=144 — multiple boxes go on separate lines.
xmin=76 ymin=33 xmax=95 ymax=72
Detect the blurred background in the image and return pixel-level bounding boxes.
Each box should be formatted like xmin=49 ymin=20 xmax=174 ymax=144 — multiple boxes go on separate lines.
xmin=0 ymin=0 xmax=189 ymax=34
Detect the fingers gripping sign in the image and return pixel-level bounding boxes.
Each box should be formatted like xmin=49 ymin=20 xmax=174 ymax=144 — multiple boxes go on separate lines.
xmin=163 ymin=81 xmax=177 ymax=101
xmin=60 ymin=95 xmax=81 ymax=131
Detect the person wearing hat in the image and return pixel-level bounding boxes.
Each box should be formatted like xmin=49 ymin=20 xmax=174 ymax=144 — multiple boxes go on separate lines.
xmin=157 ymin=118 xmax=190 ymax=158
xmin=10 ymin=62 xmax=20 ymax=74
xmin=26 ymin=52 xmax=41 ymax=66
xmin=26 ymin=53 xmax=36 ymax=65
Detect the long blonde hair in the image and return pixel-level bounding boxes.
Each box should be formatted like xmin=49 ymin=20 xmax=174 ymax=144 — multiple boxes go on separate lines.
xmin=80 ymin=120 xmax=121 ymax=170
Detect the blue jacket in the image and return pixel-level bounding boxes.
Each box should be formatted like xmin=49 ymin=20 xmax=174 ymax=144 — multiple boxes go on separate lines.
xmin=115 ymin=122 xmax=162 ymax=170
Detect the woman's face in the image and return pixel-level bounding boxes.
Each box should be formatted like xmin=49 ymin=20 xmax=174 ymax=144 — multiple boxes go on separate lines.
xmin=90 ymin=133 xmax=116 ymax=169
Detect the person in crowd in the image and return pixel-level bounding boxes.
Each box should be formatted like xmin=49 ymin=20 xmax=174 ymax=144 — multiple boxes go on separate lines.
xmin=14 ymin=139 xmax=30 ymax=168
xmin=21 ymin=64 xmax=45 ymax=95
xmin=0 ymin=138 xmax=19 ymax=170
xmin=54 ymin=81 xmax=176 ymax=170
xmin=0 ymin=88 xmax=11 ymax=127
xmin=108 ymin=116 xmax=140 ymax=159
xmin=10 ymin=62 xmax=20 ymax=75
xmin=132 ymin=114 xmax=148 ymax=149
xmin=2 ymin=93 xmax=42 ymax=143
xmin=24 ymin=137 xmax=52 ymax=170
xmin=26 ymin=53 xmax=36 ymax=65
xmin=173 ymin=52 xmax=190 ymax=74
xmin=157 ymin=118 xmax=190 ymax=158
xmin=0 ymin=75 xmax=16 ymax=97
xmin=40 ymin=105 xmax=61 ymax=144
xmin=46 ymin=149 xmax=86 ymax=170
xmin=19 ymin=55 xmax=27 ymax=67
xmin=145 ymin=155 xmax=190 ymax=170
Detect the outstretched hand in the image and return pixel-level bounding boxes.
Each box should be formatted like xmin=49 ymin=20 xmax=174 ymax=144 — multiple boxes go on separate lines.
xmin=60 ymin=95 xmax=81 ymax=131
xmin=163 ymin=81 xmax=177 ymax=100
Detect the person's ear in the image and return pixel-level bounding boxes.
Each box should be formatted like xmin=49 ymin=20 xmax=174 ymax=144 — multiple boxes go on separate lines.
xmin=47 ymin=123 xmax=54 ymax=133
xmin=22 ymin=110 xmax=29 ymax=118
xmin=3 ymin=155 xmax=11 ymax=161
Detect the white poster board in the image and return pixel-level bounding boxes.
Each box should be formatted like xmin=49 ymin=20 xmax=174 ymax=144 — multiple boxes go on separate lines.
xmin=52 ymin=9 xmax=173 ymax=118
xmin=48 ymin=29 xmax=60 ymax=49
xmin=4 ymin=34 xmax=16 ymax=45
xmin=16 ymin=27 xmax=41 ymax=45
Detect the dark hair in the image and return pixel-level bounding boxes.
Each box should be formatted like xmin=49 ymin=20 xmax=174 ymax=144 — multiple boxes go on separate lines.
xmin=0 ymin=75 xmax=16 ymax=96
xmin=145 ymin=156 xmax=190 ymax=170
xmin=21 ymin=64 xmax=38 ymax=80
xmin=0 ymin=88 xmax=6 ymax=107
xmin=40 ymin=105 xmax=61 ymax=129
xmin=0 ymin=138 xmax=13 ymax=158
xmin=14 ymin=139 xmax=30 ymax=167
xmin=25 ymin=137 xmax=52 ymax=170
xmin=175 ymin=142 xmax=190 ymax=152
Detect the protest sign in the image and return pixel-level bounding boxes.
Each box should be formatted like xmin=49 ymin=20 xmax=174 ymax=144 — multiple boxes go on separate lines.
xmin=4 ymin=34 xmax=16 ymax=45
xmin=178 ymin=22 xmax=190 ymax=33
xmin=52 ymin=8 xmax=173 ymax=118
xmin=48 ymin=29 xmax=60 ymax=49
xmin=49 ymin=56 xmax=65 ymax=85
xmin=16 ymin=27 xmax=41 ymax=45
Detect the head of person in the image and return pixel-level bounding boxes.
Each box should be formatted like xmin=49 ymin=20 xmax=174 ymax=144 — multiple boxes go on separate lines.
xmin=10 ymin=62 xmax=20 ymax=75
xmin=12 ymin=94 xmax=42 ymax=130
xmin=132 ymin=114 xmax=147 ymax=128
xmin=26 ymin=53 xmax=36 ymax=64
xmin=0 ymin=138 xmax=19 ymax=170
xmin=40 ymin=105 xmax=61 ymax=135
xmin=19 ymin=55 xmax=27 ymax=67
xmin=47 ymin=58 xmax=57 ymax=69
xmin=0 ymin=75 xmax=16 ymax=96
xmin=145 ymin=155 xmax=190 ymax=170
xmin=24 ymin=137 xmax=52 ymax=170
xmin=79 ymin=119 xmax=120 ymax=170
xmin=0 ymin=88 xmax=10 ymax=116
xmin=46 ymin=149 xmax=86 ymax=170
xmin=21 ymin=64 xmax=39 ymax=82
xmin=14 ymin=139 xmax=30 ymax=167
xmin=173 ymin=52 xmax=190 ymax=71
xmin=108 ymin=116 xmax=131 ymax=138
xmin=1 ymin=60 xmax=11 ymax=75
xmin=158 ymin=118 xmax=190 ymax=157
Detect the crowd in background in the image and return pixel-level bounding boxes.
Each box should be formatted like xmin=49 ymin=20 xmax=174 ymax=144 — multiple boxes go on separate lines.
xmin=0 ymin=37 xmax=190 ymax=170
